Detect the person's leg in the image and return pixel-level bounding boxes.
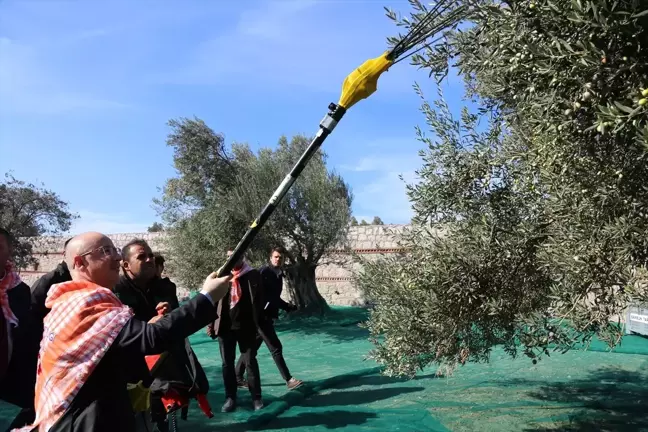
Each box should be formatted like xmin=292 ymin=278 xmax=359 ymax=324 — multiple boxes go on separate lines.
xmin=235 ymin=331 xmax=262 ymax=384
xmin=234 ymin=353 xmax=245 ymax=383
xmin=257 ymin=319 xmax=291 ymax=381
xmin=150 ymin=396 xmax=169 ymax=432
xmin=236 ymin=329 xmax=263 ymax=408
xmin=133 ymin=410 xmax=154 ymax=432
xmin=218 ymin=334 xmax=238 ymax=411
xmin=258 ymin=319 xmax=303 ymax=389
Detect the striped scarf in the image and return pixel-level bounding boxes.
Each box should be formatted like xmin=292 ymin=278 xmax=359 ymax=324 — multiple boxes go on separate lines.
xmin=14 ymin=280 xmax=134 ymax=432
xmin=230 ymin=262 xmax=253 ymax=309
xmin=0 ymin=262 xmax=21 ymax=328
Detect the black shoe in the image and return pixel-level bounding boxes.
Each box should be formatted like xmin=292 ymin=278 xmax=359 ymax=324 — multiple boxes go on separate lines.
xmin=221 ymin=398 xmax=236 ymax=413
xmin=236 ymin=378 xmax=247 ymax=388
xmin=253 ymin=399 xmax=264 ymax=411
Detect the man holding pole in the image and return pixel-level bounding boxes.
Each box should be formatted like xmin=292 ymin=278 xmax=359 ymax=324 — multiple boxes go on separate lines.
xmin=206 ymin=250 xmax=264 ymax=413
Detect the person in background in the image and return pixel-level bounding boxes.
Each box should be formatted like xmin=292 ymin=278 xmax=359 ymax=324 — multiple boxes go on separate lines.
xmin=30 ymin=237 xmax=73 ymax=334
xmin=235 ymin=247 xmax=303 ymax=391
xmin=206 ymin=250 xmax=264 ymax=413
xmin=13 ymin=231 xmax=231 ymax=432
xmin=114 ymin=240 xmax=178 ymax=432
xmin=0 ymin=227 xmax=40 ymax=430
xmin=152 ymin=253 xmax=179 ymax=310
xmin=151 ymin=252 xmax=202 ymax=422
xmin=115 ymin=239 xmax=166 ymax=320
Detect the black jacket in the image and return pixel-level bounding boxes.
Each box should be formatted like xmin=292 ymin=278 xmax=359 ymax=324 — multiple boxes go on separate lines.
xmin=212 ymin=269 xmax=264 ymax=336
xmin=0 ymin=281 xmax=40 ymax=409
xmin=50 ymin=293 xmax=217 ymax=432
xmin=154 ymin=277 xmax=180 ymax=310
xmin=31 ymin=262 xmax=72 ymax=331
xmin=113 ymin=274 xmax=158 ymax=322
xmin=114 ymin=274 xmax=205 ymax=395
xmin=259 ymin=265 xmax=292 ymax=320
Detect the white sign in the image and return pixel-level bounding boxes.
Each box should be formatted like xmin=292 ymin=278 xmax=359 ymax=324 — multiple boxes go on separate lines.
xmin=629 ymin=313 xmax=648 ymax=323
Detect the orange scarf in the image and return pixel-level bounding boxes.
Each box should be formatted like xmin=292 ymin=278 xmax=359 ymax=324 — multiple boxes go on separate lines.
xmin=230 ymin=262 xmax=253 ymax=309
xmin=14 ymin=280 xmax=134 ymax=432
xmin=0 ymin=262 xmax=21 ymax=328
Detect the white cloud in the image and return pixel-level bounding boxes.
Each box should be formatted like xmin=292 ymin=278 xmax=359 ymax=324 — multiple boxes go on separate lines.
xmin=354 ymin=169 xmax=418 ymax=223
xmin=343 ymin=145 xmax=423 ymax=223
xmin=343 ymin=153 xmax=421 ymax=173
xmin=0 ymin=37 xmax=128 ymax=115
xmin=156 ymin=0 xmax=425 ymax=95
xmin=235 ymin=0 xmax=317 ymax=40
xmin=69 ymin=210 xmax=150 ymax=235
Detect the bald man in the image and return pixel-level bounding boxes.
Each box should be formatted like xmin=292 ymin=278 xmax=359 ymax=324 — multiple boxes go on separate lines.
xmin=15 ymin=232 xmax=231 ymax=432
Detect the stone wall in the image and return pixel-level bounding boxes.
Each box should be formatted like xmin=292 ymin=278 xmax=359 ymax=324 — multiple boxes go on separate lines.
xmin=17 ymin=225 xmax=409 ymax=306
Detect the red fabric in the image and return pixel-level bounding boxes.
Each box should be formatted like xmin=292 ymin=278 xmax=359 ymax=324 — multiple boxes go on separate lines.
xmin=229 ymin=261 xmax=253 ymax=309
xmin=145 ymin=308 xmax=213 ymax=418
xmin=14 ymin=280 xmax=133 ymax=432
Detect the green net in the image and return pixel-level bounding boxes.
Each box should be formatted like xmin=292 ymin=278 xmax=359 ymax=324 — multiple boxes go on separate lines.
xmin=1 ymin=307 xmax=647 ymax=431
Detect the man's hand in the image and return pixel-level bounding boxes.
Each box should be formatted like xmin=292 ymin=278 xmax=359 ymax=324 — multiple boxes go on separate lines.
xmin=206 ymin=324 xmax=216 ymax=339
xmin=202 ymin=272 xmax=232 ymax=304
xmin=155 ymin=302 xmax=170 ymax=315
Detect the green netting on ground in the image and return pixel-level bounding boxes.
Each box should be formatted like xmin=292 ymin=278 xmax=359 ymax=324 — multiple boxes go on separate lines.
xmin=2 ymin=307 xmax=648 ymax=431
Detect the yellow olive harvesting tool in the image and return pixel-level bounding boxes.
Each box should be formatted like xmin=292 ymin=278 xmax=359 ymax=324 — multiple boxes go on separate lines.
xmin=217 ymin=1 xmax=467 ymax=277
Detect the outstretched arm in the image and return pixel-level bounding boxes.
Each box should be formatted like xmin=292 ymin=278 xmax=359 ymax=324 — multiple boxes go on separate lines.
xmin=116 ymin=273 xmax=231 ymax=355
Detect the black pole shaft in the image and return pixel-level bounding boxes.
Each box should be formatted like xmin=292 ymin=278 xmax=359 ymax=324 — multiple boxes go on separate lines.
xmin=216 ymin=102 xmax=347 ymax=277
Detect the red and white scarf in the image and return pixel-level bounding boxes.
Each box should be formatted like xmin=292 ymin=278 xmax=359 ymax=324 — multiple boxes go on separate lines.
xmin=14 ymin=280 xmax=134 ymax=432
xmin=0 ymin=262 xmax=21 ymax=328
xmin=230 ymin=262 xmax=253 ymax=309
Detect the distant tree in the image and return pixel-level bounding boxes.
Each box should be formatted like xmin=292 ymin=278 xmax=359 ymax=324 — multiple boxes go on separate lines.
xmin=372 ymin=216 xmax=384 ymax=225
xmin=0 ymin=174 xmax=77 ymax=269
xmin=350 ymin=216 xmax=358 ymax=226
xmin=359 ymin=219 xmax=369 ymax=226
xmin=147 ymin=222 xmax=164 ymax=233
xmin=156 ymin=118 xmax=352 ymax=312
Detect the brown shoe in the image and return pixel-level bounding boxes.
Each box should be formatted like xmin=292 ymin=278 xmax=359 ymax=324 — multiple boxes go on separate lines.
xmin=236 ymin=378 xmax=247 ymax=389
xmin=287 ymin=378 xmax=303 ymax=390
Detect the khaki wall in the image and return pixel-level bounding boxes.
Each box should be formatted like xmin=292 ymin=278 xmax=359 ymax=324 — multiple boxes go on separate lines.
xmin=17 ymin=225 xmax=409 ymax=306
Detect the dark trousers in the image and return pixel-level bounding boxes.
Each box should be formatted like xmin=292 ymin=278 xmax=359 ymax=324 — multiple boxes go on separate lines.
xmin=235 ymin=319 xmax=292 ymax=382
xmin=150 ymin=396 xmax=168 ymax=432
xmin=218 ymin=329 xmax=261 ymax=400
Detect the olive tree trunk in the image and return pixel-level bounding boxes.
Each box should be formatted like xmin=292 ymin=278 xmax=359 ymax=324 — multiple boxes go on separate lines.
xmin=284 ymin=261 xmax=329 ymax=314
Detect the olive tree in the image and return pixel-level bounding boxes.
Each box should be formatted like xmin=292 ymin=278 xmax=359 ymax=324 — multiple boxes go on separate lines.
xmin=357 ymin=0 xmax=648 ymax=376
xmin=0 ymin=174 xmax=77 ymax=269
xmin=156 ymin=118 xmax=352 ymax=312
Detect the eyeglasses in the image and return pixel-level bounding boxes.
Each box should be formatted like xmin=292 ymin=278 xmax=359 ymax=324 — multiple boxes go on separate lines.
xmin=79 ymin=245 xmax=121 ymax=258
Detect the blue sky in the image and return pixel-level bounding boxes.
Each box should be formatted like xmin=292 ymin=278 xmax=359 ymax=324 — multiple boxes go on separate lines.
xmin=0 ymin=0 xmax=465 ymax=234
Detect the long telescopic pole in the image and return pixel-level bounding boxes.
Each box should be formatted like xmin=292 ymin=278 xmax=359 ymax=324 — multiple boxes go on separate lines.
xmin=214 ymin=51 xmax=393 ymax=277
xmin=215 ymin=3 xmax=467 ymax=275
xmin=216 ymin=103 xmax=347 ymax=276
